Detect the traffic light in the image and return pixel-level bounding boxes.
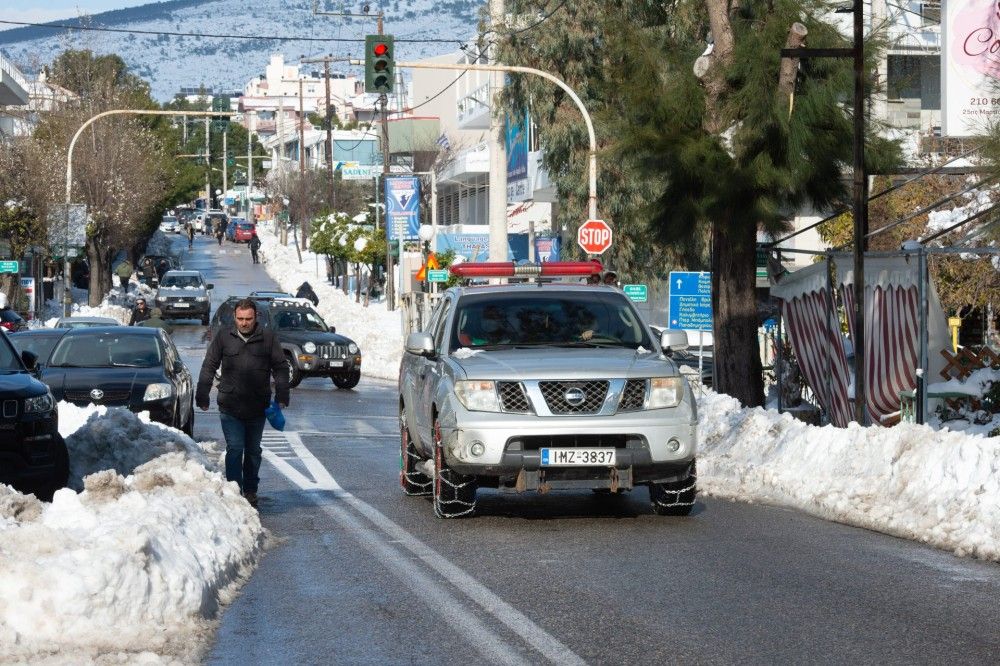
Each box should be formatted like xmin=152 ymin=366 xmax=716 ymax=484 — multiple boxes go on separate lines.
xmin=212 ymin=95 xmax=230 ymax=131
xmin=365 ymin=34 xmax=394 ymax=94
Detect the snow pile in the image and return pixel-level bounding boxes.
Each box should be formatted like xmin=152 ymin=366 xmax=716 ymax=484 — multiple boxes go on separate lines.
xmin=58 ymin=402 xmax=209 ymax=490
xmin=257 ymin=227 xmax=404 ymax=380
xmin=697 ymin=390 xmax=1000 ymax=561
xmin=143 ymin=230 xmax=175 ymax=257
xmin=926 ymin=188 xmax=995 ymax=236
xmin=0 ymin=404 xmax=263 ymax=663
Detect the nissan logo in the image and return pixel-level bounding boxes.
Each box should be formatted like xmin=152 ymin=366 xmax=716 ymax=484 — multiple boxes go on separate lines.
xmin=564 ymin=387 xmax=586 ymax=406
xmin=90 ymin=388 xmax=105 ymax=401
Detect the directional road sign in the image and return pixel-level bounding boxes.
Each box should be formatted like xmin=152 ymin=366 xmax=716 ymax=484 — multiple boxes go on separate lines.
xmin=427 ymin=269 xmax=449 ymax=283
xmin=622 ymin=284 xmax=647 ymax=302
xmin=0 ymin=260 xmax=19 ymax=274
xmin=668 ymin=271 xmax=712 ymax=332
xmin=577 ymin=219 xmax=612 ymax=254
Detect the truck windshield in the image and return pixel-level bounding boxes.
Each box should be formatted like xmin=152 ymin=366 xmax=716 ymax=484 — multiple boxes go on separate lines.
xmin=451 ymin=292 xmax=652 ymax=350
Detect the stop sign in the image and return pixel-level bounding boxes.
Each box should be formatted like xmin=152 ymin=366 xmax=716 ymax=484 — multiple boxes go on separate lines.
xmin=577 ymin=219 xmax=613 ymax=255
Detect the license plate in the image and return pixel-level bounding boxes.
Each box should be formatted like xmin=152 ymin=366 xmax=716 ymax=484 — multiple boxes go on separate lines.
xmin=540 ymin=448 xmax=616 ymax=466
xmin=327 ymin=360 xmax=344 ymax=367
xmin=173 ymin=302 xmax=189 ymax=308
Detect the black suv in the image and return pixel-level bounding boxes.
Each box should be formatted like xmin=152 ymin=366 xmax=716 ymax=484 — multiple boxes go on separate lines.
xmin=0 ymin=330 xmax=69 ymax=499
xmin=209 ymin=297 xmax=362 ymax=389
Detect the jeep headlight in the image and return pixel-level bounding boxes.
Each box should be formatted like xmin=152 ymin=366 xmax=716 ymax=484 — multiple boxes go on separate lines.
xmin=348 ymin=343 xmax=359 ymax=354
xmin=195 ymin=295 xmax=208 ymax=302
xmin=24 ymin=390 xmax=55 ymax=414
xmin=156 ymin=295 xmax=166 ymax=302
xmin=303 ymin=341 xmax=317 ymax=353
xmin=143 ymin=383 xmax=173 ymax=401
xmin=455 ymin=380 xmax=500 ymax=412
xmin=647 ymin=377 xmax=683 ymax=409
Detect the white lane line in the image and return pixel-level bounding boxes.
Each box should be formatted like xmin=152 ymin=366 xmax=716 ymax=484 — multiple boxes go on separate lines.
xmin=263 ymin=432 xmax=586 ymax=666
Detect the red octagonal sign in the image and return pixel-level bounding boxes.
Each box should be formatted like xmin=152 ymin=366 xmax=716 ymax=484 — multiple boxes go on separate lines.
xmin=577 ymin=219 xmax=613 ymax=255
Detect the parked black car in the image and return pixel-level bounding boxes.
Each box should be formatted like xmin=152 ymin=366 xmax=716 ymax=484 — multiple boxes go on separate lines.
xmin=9 ymin=329 xmax=68 ymax=366
xmin=0 ymin=330 xmax=68 ymax=500
xmin=209 ymin=296 xmax=362 ymax=389
xmin=39 ymin=327 xmax=195 ymax=435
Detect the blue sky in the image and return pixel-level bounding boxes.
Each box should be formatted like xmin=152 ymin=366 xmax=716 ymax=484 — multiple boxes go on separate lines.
xmin=1 ymin=2 xmax=148 ymax=30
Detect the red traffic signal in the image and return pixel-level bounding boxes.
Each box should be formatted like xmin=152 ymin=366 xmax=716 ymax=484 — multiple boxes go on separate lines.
xmin=373 ymin=42 xmax=388 ymax=57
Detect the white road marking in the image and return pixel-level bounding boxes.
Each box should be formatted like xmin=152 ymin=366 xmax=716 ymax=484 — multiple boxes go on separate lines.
xmin=262 ymin=432 xmax=586 ymax=666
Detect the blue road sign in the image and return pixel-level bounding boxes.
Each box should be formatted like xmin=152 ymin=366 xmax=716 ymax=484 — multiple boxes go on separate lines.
xmin=668 ymin=271 xmax=712 ymax=332
xmin=385 ymin=176 xmax=420 ymax=241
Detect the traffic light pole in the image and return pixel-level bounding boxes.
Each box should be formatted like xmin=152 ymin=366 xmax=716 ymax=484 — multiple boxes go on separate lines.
xmin=357 ymin=60 xmax=600 ymax=221
xmin=222 ymin=128 xmax=227 ymax=197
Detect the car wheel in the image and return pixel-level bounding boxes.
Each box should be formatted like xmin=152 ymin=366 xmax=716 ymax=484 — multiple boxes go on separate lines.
xmin=286 ymin=354 xmax=303 ymax=388
xmin=432 ymin=418 xmax=476 ymax=518
xmin=201 ymin=313 xmax=210 ymax=326
xmin=400 ymin=405 xmax=431 ymax=496
xmin=331 ymin=370 xmax=361 ymax=390
xmin=182 ymin=404 xmax=194 ymax=437
xmin=648 ymin=460 xmax=697 ymax=516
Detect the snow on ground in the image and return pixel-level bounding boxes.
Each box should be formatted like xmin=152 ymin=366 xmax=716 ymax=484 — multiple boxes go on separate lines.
xmin=0 ymin=404 xmax=263 ymax=663
xmin=256 ymin=225 xmax=403 ymax=380
xmin=697 ymin=388 xmax=1000 ymax=561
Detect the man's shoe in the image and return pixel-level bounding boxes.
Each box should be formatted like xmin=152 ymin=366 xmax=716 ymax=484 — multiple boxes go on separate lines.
xmin=244 ymin=491 xmax=259 ymax=508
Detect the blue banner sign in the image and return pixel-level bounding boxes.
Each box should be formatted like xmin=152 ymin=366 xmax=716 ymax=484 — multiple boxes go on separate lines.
xmin=668 ymin=271 xmax=712 ymax=332
xmin=384 ymin=176 xmax=420 ymax=240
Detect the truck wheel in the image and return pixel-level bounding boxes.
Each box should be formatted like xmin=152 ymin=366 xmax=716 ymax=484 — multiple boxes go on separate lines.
xmin=286 ymin=354 xmax=303 ymax=388
xmin=649 ymin=460 xmax=697 ymax=516
xmin=332 ymin=370 xmax=361 ymax=390
xmin=432 ymin=419 xmax=477 ymax=518
xmin=400 ymin=405 xmax=431 ymax=496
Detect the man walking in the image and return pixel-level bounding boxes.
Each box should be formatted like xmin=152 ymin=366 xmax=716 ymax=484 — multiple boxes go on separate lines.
xmin=215 ymin=224 xmax=225 ymax=246
xmin=137 ymin=307 xmax=173 ymax=334
xmin=196 ymin=298 xmax=289 ymax=508
xmin=128 ymin=298 xmax=151 ymax=326
xmin=115 ymin=259 xmax=133 ymax=291
xmin=186 ymin=223 xmax=195 ymax=250
xmin=249 ymin=231 xmax=262 ymax=264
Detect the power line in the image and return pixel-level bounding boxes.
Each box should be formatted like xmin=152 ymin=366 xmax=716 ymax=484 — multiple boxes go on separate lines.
xmin=405 ymin=70 xmax=468 ymax=113
xmin=0 ymin=19 xmax=462 ymax=44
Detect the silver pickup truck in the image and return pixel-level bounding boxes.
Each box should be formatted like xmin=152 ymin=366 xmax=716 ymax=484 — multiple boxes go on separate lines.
xmin=398 ymin=279 xmax=698 ymax=518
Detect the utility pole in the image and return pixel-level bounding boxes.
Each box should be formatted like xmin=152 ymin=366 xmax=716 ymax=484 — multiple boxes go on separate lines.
xmin=222 ymin=128 xmax=228 ymax=199
xmin=182 ymin=113 xmax=187 ymax=144
xmin=851 ymin=0 xmax=869 ymax=425
xmin=247 ymin=110 xmax=254 ymax=224
xmin=324 ymin=59 xmax=335 ymax=209
xmin=487 ymin=0 xmax=508 ymax=262
xmin=204 ymin=116 xmax=211 ymax=209
xmin=376 ymin=16 xmax=394 ymax=312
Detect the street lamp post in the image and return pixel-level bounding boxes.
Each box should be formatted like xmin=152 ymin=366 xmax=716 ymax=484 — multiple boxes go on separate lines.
xmin=63 ymin=109 xmax=238 ymax=315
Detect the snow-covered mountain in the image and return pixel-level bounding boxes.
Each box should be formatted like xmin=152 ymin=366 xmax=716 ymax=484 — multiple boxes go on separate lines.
xmin=0 ymin=0 xmax=481 ymax=100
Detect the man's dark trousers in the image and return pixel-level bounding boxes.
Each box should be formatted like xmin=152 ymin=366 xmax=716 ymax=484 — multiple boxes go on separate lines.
xmin=220 ymin=412 xmax=266 ymax=493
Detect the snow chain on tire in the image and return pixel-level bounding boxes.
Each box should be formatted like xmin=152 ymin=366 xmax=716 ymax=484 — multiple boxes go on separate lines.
xmin=649 ymin=463 xmax=697 ymax=516
xmin=400 ymin=412 xmax=431 ymax=496
xmin=650 ymin=477 xmax=697 ymax=509
xmin=433 ymin=422 xmax=477 ymax=519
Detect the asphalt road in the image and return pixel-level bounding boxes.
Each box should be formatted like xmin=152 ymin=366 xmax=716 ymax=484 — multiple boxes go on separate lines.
xmin=166 ymin=232 xmax=1000 ymax=665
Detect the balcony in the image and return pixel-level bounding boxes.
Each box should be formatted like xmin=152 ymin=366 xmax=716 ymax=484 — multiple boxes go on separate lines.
xmin=0 ymin=53 xmax=29 ymax=106
xmin=457 ymin=82 xmax=491 ymax=130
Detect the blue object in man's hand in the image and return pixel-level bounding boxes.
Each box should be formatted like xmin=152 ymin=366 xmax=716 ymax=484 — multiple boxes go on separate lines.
xmin=265 ymin=399 xmax=285 ymax=431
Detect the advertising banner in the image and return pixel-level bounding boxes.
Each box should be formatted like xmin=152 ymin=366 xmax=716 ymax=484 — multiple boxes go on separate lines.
xmin=384 ymin=176 xmax=420 ymax=241
xmin=505 ymin=110 xmax=530 ymax=202
xmin=533 ymin=236 xmax=560 ymax=262
xmin=943 ymin=0 xmax=1000 ymax=135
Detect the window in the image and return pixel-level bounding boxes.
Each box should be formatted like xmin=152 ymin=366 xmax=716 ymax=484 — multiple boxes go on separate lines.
xmin=433 ymin=300 xmax=453 ymax=353
xmin=0 ymin=336 xmax=20 ymax=372
xmin=50 ymin=334 xmax=162 ymax=368
xmin=920 ymin=1 xmax=940 ymax=26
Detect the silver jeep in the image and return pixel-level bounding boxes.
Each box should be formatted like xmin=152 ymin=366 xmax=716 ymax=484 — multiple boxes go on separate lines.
xmin=398 ymin=281 xmax=697 ymax=518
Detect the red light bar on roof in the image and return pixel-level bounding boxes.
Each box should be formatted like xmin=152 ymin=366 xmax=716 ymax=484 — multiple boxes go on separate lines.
xmin=449 ymin=261 xmax=603 ymax=278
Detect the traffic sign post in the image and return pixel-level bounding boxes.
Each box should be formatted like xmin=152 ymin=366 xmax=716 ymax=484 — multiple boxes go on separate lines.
xmin=622 ymin=284 xmax=647 ymax=302
xmin=669 ymin=271 xmax=712 ymax=384
xmin=577 ymin=219 xmax=612 ymax=255
xmin=0 ymin=260 xmax=19 ymax=274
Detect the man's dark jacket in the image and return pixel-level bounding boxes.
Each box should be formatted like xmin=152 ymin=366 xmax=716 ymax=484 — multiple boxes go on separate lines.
xmin=249 ymin=235 xmax=261 ymax=251
xmin=196 ymin=324 xmax=290 ymax=419
xmin=129 ymin=306 xmax=151 ymax=326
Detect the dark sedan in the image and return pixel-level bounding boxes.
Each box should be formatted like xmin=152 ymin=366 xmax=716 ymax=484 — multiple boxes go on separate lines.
xmin=9 ymin=329 xmax=67 ymax=366
xmin=39 ymin=327 xmax=195 ymax=435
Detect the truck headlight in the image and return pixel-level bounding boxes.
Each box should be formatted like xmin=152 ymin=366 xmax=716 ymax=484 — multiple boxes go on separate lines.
xmin=195 ymin=296 xmax=208 ymax=302
xmin=455 ymin=380 xmax=500 ymax=412
xmin=156 ymin=296 xmax=166 ymax=302
xmin=24 ymin=390 xmax=55 ymax=414
xmin=143 ymin=383 xmax=173 ymax=401
xmin=303 ymin=341 xmax=317 ymax=353
xmin=348 ymin=343 xmax=359 ymax=354
xmin=647 ymin=377 xmax=683 ymax=409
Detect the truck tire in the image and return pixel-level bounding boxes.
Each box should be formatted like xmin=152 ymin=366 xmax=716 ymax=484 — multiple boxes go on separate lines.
xmin=432 ymin=418 xmax=476 ymax=518
xmin=400 ymin=405 xmax=431 ymax=496
xmin=286 ymin=353 xmax=303 ymax=388
xmin=648 ymin=460 xmax=697 ymax=516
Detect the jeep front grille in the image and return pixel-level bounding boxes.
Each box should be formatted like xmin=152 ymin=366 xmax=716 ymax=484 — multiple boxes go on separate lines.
xmin=319 ymin=344 xmax=350 ymax=359
xmin=498 ymin=381 xmax=531 ymax=413
xmin=618 ymin=379 xmax=646 ymax=412
xmin=538 ymin=380 xmax=608 ymax=414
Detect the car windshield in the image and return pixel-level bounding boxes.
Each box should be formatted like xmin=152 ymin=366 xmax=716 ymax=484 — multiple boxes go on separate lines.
xmin=0 ymin=337 xmax=22 ymax=372
xmin=60 ymin=320 xmax=116 ymax=328
xmin=238 ymin=223 xmax=253 ymax=230
xmin=162 ymin=216 xmax=177 ymax=223
xmin=10 ymin=335 xmax=61 ymax=363
xmin=49 ymin=333 xmax=162 ymax=368
xmin=161 ymin=274 xmax=202 ymax=288
xmin=451 ymin=292 xmax=652 ymax=350
xmin=273 ymin=309 xmax=328 ymax=332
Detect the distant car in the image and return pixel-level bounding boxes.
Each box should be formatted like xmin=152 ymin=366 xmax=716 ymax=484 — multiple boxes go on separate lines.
xmin=39 ymin=327 xmax=195 ymax=435
xmin=154 ymin=270 xmax=213 ymax=325
xmin=160 ymin=215 xmax=179 ymax=234
xmin=52 ymin=316 xmax=121 ymax=329
xmin=233 ymin=222 xmax=256 ymax=243
xmin=225 ymin=217 xmax=244 ymax=242
xmin=209 ymin=296 xmax=362 ymax=389
xmin=249 ymin=290 xmax=294 ymax=299
xmin=0 ymin=309 xmax=28 ymax=332
xmin=9 ymin=329 xmax=67 ymax=367
xmin=0 ymin=329 xmax=68 ymax=500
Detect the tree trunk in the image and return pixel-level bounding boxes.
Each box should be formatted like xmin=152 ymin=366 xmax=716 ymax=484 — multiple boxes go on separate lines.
xmin=86 ymin=239 xmax=111 ymax=306
xmin=711 ymin=218 xmax=764 ymax=407
xmin=341 ymin=260 xmax=349 ymax=295
xmin=355 ymin=263 xmax=362 ymax=303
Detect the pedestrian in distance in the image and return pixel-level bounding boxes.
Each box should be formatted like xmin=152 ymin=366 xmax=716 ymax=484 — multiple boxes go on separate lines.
xmin=186 ymin=224 xmax=195 ymax=250
xmin=137 ymin=307 xmax=173 ymax=335
xmin=115 ymin=259 xmax=133 ymax=291
xmin=196 ymin=298 xmax=289 ymax=509
xmin=295 ymin=281 xmax=319 ymax=306
xmin=128 ymin=298 xmax=151 ymax=326
xmin=215 ymin=225 xmax=225 ymax=246
xmin=156 ymin=258 xmax=169 ymax=282
xmin=249 ymin=231 xmax=262 ymax=264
